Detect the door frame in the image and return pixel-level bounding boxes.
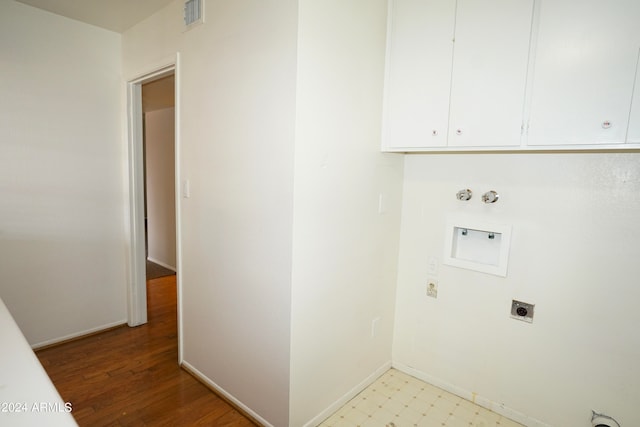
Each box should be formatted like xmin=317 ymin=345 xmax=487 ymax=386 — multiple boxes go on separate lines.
xmin=126 ymin=57 xmax=183 ymax=361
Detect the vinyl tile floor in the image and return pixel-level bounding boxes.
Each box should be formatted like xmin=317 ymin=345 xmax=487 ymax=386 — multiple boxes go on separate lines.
xmin=318 ymin=369 xmax=524 ymax=427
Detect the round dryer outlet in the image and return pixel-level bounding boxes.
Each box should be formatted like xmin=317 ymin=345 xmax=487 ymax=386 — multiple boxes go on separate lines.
xmin=510 ymin=300 xmax=534 ymax=323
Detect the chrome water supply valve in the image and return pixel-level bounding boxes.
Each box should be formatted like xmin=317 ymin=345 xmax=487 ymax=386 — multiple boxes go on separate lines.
xmin=456 ymin=189 xmax=472 ymax=201
xmin=482 ymin=190 xmax=499 ymax=204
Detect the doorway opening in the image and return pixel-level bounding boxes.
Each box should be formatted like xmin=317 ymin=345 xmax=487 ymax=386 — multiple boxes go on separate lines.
xmin=126 ymin=63 xmax=181 ymax=361
xmin=142 ymin=75 xmax=176 ymax=280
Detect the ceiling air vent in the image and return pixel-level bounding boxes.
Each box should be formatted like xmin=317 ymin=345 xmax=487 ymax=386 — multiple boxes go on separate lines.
xmin=184 ymin=0 xmax=203 ymax=28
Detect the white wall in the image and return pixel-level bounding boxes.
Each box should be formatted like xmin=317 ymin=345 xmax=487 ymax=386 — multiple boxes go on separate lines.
xmin=393 ymin=152 xmax=640 ymax=426
xmin=145 ymin=107 xmax=176 ymax=269
xmin=123 ymin=1 xmax=298 ymax=426
xmin=123 ymin=2 xmax=405 ymax=426
xmin=0 ymin=1 xmax=127 ymax=347
xmin=289 ymin=1 xmax=404 ymax=426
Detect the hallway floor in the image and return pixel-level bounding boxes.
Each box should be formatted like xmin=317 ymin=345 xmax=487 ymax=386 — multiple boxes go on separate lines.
xmin=319 ymin=369 xmax=523 ymax=427
xmin=36 ymin=275 xmax=255 ymax=426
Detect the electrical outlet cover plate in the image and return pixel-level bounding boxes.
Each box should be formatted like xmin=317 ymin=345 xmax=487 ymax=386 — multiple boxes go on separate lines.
xmin=426 ymin=280 xmax=438 ymax=298
xmin=511 ymin=300 xmax=534 ymax=323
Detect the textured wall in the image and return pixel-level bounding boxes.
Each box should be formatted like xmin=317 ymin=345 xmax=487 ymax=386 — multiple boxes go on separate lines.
xmin=393 ymin=152 xmax=640 ymax=426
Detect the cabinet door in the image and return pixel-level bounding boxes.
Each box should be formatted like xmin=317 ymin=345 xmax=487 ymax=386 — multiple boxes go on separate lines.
xmin=628 ymin=51 xmax=640 ymax=144
xmin=382 ymin=0 xmax=455 ymax=150
xmin=527 ymin=0 xmax=640 ymax=146
xmin=448 ymin=0 xmax=534 ymax=147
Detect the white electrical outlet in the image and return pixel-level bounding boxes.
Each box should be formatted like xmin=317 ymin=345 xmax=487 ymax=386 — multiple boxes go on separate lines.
xmin=426 ymin=280 xmax=438 ymax=298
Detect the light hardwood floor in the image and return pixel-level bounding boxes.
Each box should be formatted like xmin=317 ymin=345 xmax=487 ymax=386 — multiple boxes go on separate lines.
xmin=36 ymin=275 xmax=257 ymax=426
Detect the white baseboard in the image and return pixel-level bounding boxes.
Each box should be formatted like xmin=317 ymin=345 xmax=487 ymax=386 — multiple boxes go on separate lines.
xmin=30 ymin=319 xmax=128 ymax=350
xmin=303 ymin=361 xmax=392 ymax=427
xmin=392 ymin=362 xmax=552 ymax=427
xmin=147 ymin=257 xmax=176 ymax=272
xmin=180 ymin=361 xmax=274 ymax=427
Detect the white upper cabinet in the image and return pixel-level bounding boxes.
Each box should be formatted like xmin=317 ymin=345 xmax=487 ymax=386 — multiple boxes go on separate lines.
xmin=526 ymin=0 xmax=640 ymax=146
xmin=382 ymin=0 xmax=456 ymax=149
xmin=382 ymin=0 xmax=640 ymax=152
xmin=382 ymin=0 xmax=534 ymax=151
xmin=448 ymin=0 xmax=534 ymax=148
